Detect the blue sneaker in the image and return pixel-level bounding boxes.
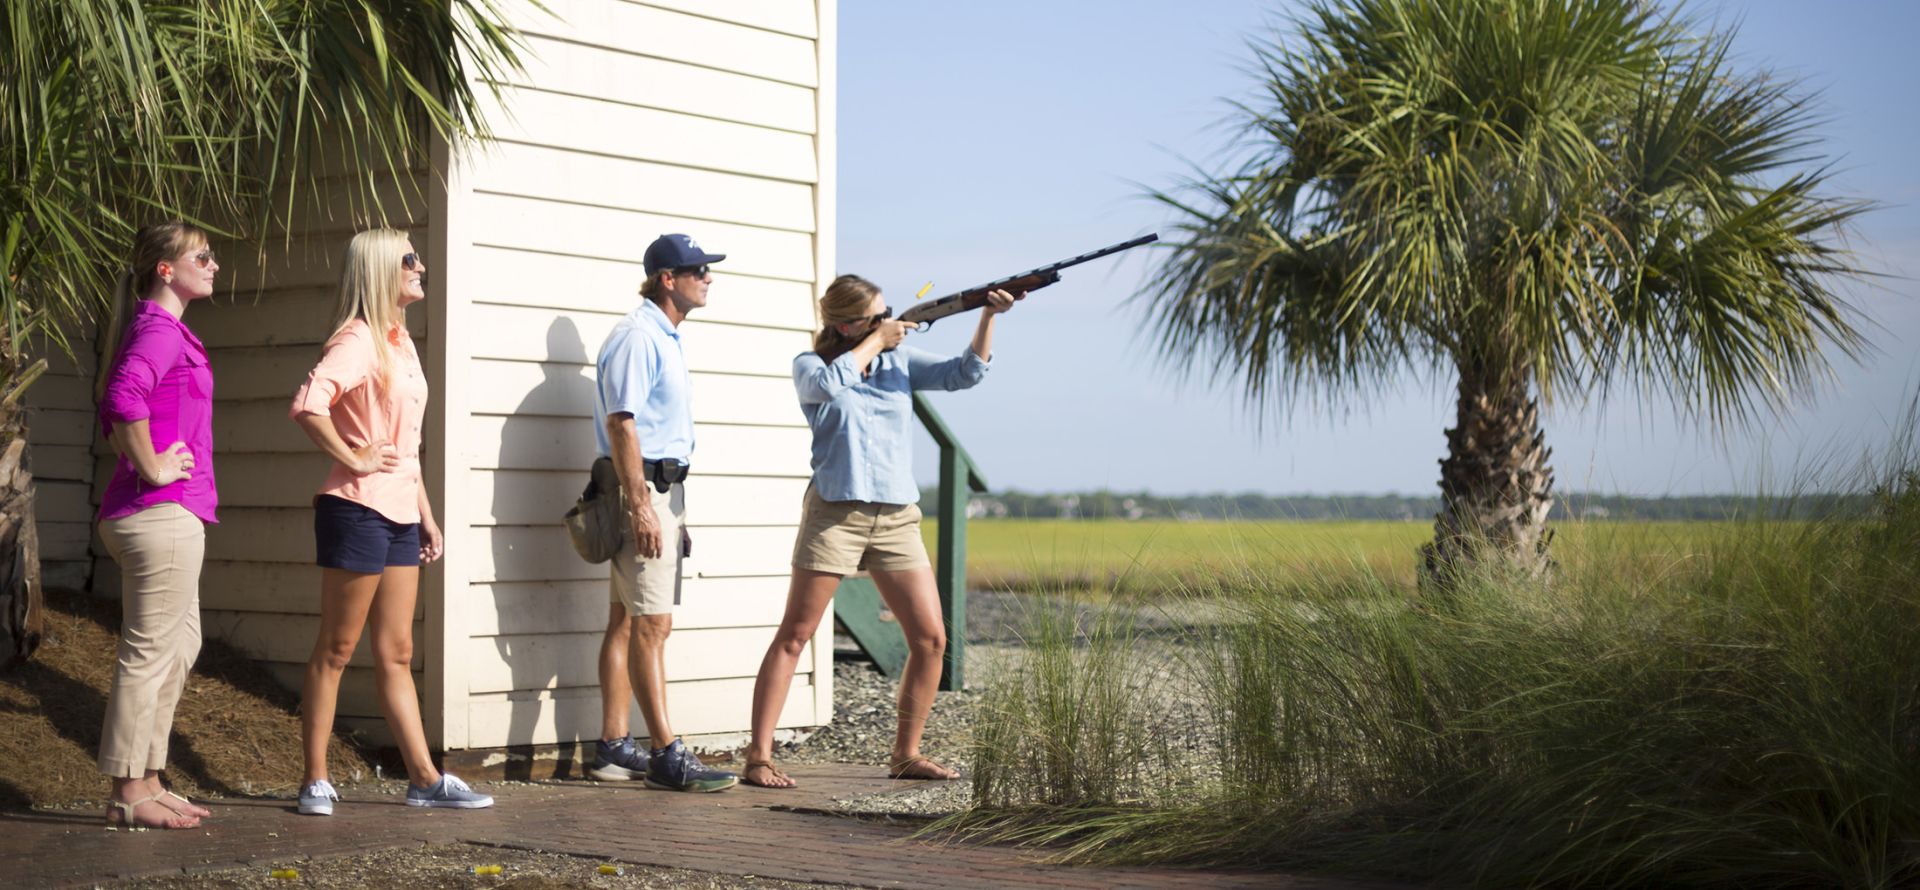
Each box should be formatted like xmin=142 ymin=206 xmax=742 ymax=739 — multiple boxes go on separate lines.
xmin=588 ymin=736 xmax=648 ymax=781
xmin=405 ymin=773 xmax=494 ymax=809
xmin=297 ymin=779 xmax=338 ymax=816
xmin=645 ymin=739 xmax=737 ymax=793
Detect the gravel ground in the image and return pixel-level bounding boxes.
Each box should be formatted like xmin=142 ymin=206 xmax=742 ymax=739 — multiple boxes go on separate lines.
xmin=117 ymin=842 xmax=854 ymax=889
xmin=774 ymin=653 xmax=985 ymax=771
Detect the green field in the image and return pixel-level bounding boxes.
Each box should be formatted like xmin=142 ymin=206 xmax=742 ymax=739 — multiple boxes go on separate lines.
xmin=930 ymin=518 xmax=1737 ymax=592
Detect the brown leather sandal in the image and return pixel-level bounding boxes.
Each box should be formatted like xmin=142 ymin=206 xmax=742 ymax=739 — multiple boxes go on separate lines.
xmin=887 ymin=755 xmax=959 ymax=781
xmin=742 ymin=759 xmax=794 ymax=789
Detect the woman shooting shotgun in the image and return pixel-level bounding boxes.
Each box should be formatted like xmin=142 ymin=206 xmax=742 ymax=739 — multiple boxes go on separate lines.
xmin=741 ymin=274 xmax=1022 ymax=788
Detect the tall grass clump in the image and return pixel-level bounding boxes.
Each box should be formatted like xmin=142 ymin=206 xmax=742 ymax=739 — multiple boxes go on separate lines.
xmin=939 ymin=450 xmax=1920 ymax=887
xmin=954 ymin=587 xmax=1211 ymax=854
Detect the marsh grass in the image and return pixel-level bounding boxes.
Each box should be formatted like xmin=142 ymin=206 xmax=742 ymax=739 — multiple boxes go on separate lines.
xmin=967 ymin=589 xmax=1194 ymax=812
xmin=939 ymin=518 xmax=1742 ymax=597
xmin=936 ymin=463 xmax=1920 ymax=887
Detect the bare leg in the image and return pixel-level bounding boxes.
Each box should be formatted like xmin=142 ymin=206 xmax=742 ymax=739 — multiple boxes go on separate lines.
xmin=366 ymin=566 xmax=440 ymax=788
xmin=599 ymin=602 xmax=633 ymax=740
xmin=303 ymin=569 xmax=380 ymax=785
xmin=629 ymin=613 xmax=674 ymax=746
xmin=870 ymin=566 xmax=957 ymax=778
xmin=744 ymin=569 xmax=840 ymax=787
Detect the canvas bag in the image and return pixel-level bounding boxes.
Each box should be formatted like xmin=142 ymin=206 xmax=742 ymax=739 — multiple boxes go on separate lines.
xmin=563 ymin=456 xmax=628 ymax=563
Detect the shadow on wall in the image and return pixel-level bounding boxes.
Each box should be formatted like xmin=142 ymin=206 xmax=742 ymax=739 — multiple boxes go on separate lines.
xmin=490 ymin=317 xmax=604 ymax=775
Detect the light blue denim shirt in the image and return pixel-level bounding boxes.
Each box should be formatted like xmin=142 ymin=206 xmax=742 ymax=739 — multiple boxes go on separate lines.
xmin=794 ymin=345 xmax=990 ymax=505
xmin=593 ymin=300 xmax=694 ymax=460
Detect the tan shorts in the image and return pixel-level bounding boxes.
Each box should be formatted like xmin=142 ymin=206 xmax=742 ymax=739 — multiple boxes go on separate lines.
xmin=791 ymin=486 xmax=930 ymax=575
xmin=610 ymin=482 xmax=684 ymax=616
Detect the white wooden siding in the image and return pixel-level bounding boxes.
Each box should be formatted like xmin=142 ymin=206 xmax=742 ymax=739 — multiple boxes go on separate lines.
xmin=440 ymin=0 xmax=835 ymax=750
xmin=23 ymin=335 xmax=99 ymax=591
xmin=503 ymin=0 xmax=819 ymax=86
xmin=467 ymin=249 xmax=816 ymax=329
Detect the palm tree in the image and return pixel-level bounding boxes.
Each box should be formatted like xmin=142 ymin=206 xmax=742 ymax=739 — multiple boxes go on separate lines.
xmin=1142 ymin=0 xmax=1870 ymax=584
xmin=0 ymin=0 xmax=527 ymax=664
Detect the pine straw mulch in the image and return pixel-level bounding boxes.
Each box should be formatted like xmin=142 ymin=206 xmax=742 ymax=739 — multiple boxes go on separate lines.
xmin=0 ymin=587 xmax=375 ymax=810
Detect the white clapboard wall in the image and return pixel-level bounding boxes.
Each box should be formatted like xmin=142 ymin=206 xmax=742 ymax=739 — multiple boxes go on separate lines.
xmin=24 ymin=332 xmax=99 ymax=594
xmin=428 ymin=0 xmax=837 ymax=749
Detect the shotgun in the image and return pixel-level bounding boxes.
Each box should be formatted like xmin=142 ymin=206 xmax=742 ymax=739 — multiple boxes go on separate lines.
xmin=896 ymin=233 xmax=1159 ymax=328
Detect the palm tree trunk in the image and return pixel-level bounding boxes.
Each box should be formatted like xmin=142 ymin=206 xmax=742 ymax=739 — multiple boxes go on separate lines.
xmin=1421 ymin=365 xmax=1555 ymax=588
xmin=0 ymin=376 xmax=46 ymax=668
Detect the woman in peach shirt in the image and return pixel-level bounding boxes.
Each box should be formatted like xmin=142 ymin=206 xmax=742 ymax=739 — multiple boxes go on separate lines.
xmin=288 ymin=229 xmax=490 ymax=815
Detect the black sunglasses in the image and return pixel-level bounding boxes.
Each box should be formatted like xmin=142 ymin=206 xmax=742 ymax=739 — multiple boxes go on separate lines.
xmin=862 ymin=307 xmax=894 ymax=325
xmin=401 ymin=252 xmax=421 ymax=271
xmin=671 ymin=264 xmax=710 ymax=278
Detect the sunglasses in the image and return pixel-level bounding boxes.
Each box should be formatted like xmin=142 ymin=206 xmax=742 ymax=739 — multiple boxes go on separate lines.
xmin=861 ymin=307 xmax=894 ymax=326
xmin=671 ymin=264 xmax=710 ymax=279
xmin=186 ymin=249 xmax=216 ymax=269
xmin=401 ymin=252 xmax=421 ymax=271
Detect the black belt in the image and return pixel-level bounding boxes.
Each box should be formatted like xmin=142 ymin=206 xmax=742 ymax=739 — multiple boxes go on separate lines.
xmin=644 ymin=458 xmax=690 ymax=493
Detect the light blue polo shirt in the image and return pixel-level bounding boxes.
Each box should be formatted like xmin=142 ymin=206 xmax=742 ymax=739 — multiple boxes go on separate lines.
xmin=593 ymin=300 xmax=694 ymax=460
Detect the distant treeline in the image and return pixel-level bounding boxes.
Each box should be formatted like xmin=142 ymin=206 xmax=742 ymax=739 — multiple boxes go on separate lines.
xmin=918 ymin=488 xmax=1872 ymax=522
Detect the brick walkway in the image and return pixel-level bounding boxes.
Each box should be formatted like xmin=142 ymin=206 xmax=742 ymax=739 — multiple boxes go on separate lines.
xmin=0 ymin=764 xmax=1390 ymax=888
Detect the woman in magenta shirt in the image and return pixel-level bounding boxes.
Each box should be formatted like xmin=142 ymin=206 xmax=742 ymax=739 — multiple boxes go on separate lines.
xmin=93 ymin=221 xmax=221 ymax=830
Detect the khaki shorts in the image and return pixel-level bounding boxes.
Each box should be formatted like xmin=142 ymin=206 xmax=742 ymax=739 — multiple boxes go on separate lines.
xmin=791 ymin=486 xmax=930 ymax=575
xmin=611 ymin=482 xmax=684 ymax=616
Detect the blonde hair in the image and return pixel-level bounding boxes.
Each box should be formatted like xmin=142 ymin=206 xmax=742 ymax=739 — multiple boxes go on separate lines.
xmin=327 ymin=228 xmax=411 ymax=389
xmin=97 ymin=222 xmax=209 ymax=400
xmin=812 ymin=274 xmax=882 ymax=361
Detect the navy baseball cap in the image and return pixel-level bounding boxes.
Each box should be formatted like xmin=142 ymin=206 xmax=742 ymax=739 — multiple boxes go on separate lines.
xmin=643 ymin=233 xmax=726 ymax=276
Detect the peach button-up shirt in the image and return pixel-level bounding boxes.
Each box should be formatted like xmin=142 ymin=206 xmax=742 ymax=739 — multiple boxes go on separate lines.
xmin=288 ymin=319 xmax=428 ymax=524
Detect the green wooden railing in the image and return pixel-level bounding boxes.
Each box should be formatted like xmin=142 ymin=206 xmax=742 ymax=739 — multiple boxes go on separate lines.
xmin=834 ymin=393 xmax=986 ymax=691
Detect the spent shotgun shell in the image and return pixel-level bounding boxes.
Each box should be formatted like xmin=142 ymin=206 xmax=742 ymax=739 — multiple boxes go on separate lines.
xmin=270 ymin=868 xmax=299 ymax=879
xmin=470 ymin=864 xmax=503 ymax=875
xmin=598 ymin=864 xmax=624 ymax=875
xmin=915 ymin=282 xmax=933 ymax=300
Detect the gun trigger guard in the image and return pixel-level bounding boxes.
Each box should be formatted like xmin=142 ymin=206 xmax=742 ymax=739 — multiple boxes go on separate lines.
xmin=914 ymin=321 xmax=932 ymax=333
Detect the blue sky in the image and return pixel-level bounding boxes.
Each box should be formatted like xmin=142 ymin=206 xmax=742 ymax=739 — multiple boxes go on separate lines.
xmin=835 ymin=0 xmax=1920 ymax=496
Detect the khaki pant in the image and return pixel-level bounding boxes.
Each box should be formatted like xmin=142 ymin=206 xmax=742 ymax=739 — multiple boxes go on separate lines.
xmin=97 ymin=502 xmax=205 ymax=778
xmin=610 ymin=482 xmax=685 ymax=616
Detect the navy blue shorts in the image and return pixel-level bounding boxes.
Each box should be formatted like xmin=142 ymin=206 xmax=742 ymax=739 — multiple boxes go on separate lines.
xmin=314 ymin=495 xmax=420 ymax=574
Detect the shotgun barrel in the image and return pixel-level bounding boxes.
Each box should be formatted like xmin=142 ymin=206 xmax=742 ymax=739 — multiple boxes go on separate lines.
xmin=896 ymin=233 xmax=1159 ymax=327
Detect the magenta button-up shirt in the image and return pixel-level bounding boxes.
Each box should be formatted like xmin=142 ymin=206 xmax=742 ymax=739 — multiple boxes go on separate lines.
xmin=97 ymin=300 xmax=218 ymax=524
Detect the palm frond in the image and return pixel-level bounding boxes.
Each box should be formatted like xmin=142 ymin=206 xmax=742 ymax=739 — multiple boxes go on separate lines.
xmin=1137 ymin=0 xmax=1871 ymax=424
xmin=0 ymin=0 xmax=532 ymax=379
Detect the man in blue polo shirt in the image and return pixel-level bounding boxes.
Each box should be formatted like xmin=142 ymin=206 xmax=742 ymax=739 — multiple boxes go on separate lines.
xmin=587 ymin=233 xmax=736 ymax=792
